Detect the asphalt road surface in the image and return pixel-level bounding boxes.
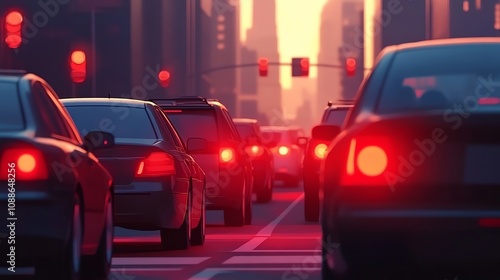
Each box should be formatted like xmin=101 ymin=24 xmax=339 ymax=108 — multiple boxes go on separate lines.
xmin=111 ymin=182 xmax=322 ymax=280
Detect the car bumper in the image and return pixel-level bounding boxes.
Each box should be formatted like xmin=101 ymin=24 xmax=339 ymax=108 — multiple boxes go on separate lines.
xmin=114 ymin=179 xmax=188 ymax=230
xmin=252 ymin=164 xmax=271 ymax=193
xmin=326 ymin=207 xmax=500 ymax=269
xmin=0 ymin=181 xmax=72 ymax=266
xmin=273 ymin=154 xmax=302 ymax=178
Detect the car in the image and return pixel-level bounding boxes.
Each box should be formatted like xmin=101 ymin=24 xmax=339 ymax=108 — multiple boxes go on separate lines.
xmin=260 ymin=126 xmax=305 ymax=187
xmin=149 ymin=97 xmax=253 ymax=226
xmin=233 ymin=118 xmax=274 ymax=203
xmin=321 ymin=38 xmax=500 ymax=279
xmin=0 ymin=71 xmax=114 ymax=280
xmin=61 ymin=98 xmax=206 ymax=250
xmin=303 ymin=102 xmax=353 ymax=221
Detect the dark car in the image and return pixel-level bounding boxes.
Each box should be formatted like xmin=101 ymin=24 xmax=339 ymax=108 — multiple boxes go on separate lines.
xmin=321 ymin=38 xmax=500 ymax=279
xmin=61 ymin=98 xmax=206 ymax=250
xmin=0 ymin=71 xmax=114 ymax=280
xmin=303 ymin=102 xmax=353 ymax=221
xmin=150 ymin=97 xmax=253 ymax=226
xmin=233 ymin=118 xmax=274 ymax=203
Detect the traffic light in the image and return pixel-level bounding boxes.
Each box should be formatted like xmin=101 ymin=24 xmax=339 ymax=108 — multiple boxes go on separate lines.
xmin=158 ymin=70 xmax=171 ymax=87
xmin=292 ymin=57 xmax=309 ymax=77
xmin=70 ymin=50 xmax=87 ymax=83
xmin=258 ymin=57 xmax=268 ymax=77
xmin=346 ymin=57 xmax=356 ymax=77
xmin=5 ymin=11 xmax=23 ymax=49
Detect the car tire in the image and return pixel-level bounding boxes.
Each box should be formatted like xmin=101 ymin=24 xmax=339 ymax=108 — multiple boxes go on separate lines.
xmin=304 ymin=189 xmax=320 ymax=222
xmin=160 ymin=191 xmax=191 ymax=250
xmin=244 ymin=191 xmax=252 ymax=225
xmin=191 ymin=187 xmax=206 ymax=246
xmin=224 ymin=184 xmax=245 ymax=227
xmin=256 ymin=179 xmax=273 ymax=203
xmin=81 ymin=195 xmax=113 ymax=279
xmin=37 ymin=192 xmax=82 ymax=280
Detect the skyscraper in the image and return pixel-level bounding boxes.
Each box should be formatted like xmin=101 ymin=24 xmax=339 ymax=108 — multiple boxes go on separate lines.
xmin=316 ymin=0 xmax=343 ymax=120
xmin=245 ymin=0 xmax=282 ymax=124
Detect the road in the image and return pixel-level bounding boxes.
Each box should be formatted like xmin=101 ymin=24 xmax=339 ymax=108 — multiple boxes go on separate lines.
xmin=110 ymin=183 xmax=322 ymax=280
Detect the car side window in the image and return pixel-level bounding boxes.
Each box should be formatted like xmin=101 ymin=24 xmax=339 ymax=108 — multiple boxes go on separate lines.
xmin=221 ymin=109 xmax=241 ymax=141
xmin=32 ymin=82 xmax=73 ymax=141
xmin=153 ymin=107 xmax=185 ymax=150
xmin=43 ymin=84 xmax=82 ymax=144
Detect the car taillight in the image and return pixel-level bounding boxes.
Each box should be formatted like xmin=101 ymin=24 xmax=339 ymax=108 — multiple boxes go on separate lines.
xmin=278 ymin=146 xmax=289 ymax=156
xmin=314 ymin=143 xmax=328 ymax=159
xmin=220 ymin=148 xmax=235 ymax=163
xmin=136 ymin=152 xmax=175 ymax=177
xmin=245 ymin=145 xmax=264 ymax=157
xmin=341 ymin=137 xmax=389 ymax=186
xmin=0 ymin=148 xmax=49 ymax=180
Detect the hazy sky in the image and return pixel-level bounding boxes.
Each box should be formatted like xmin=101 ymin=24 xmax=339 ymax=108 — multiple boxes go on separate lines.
xmin=240 ymin=0 xmax=328 ymax=89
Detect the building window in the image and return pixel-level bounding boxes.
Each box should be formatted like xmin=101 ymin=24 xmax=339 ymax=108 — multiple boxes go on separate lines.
xmin=217 ymin=24 xmax=225 ymax=31
xmin=463 ymin=0 xmax=469 ymax=12
xmin=217 ymin=43 xmax=225 ymax=50
xmin=495 ymin=4 xmax=500 ymax=30
xmin=218 ymin=15 xmax=225 ymax=22
xmin=475 ymin=0 xmax=481 ymax=10
xmin=217 ymin=33 xmax=225 ymax=40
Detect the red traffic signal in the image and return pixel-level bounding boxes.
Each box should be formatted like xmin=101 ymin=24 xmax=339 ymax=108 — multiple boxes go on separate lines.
xmin=258 ymin=58 xmax=269 ymax=77
xmin=292 ymin=57 xmax=309 ymax=77
xmin=70 ymin=50 xmax=87 ymax=83
xmin=346 ymin=58 xmax=356 ymax=77
xmin=5 ymin=11 xmax=23 ymax=49
xmin=158 ymin=70 xmax=171 ymax=87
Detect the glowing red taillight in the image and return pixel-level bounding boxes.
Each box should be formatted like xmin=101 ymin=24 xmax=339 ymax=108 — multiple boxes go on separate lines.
xmin=314 ymin=143 xmax=328 ymax=159
xmin=0 ymin=148 xmax=48 ymax=180
xmin=245 ymin=145 xmax=264 ymax=157
xmin=136 ymin=152 xmax=175 ymax=177
xmin=342 ymin=138 xmax=389 ymax=186
xmin=278 ymin=146 xmax=289 ymax=156
xmin=220 ymin=148 xmax=235 ymax=163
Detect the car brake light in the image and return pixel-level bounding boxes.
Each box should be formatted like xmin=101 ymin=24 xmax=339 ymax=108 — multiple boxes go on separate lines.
xmin=245 ymin=145 xmax=264 ymax=157
xmin=342 ymin=137 xmax=389 ymax=186
xmin=163 ymin=110 xmax=182 ymax=113
xmin=478 ymin=97 xmax=500 ymax=105
xmin=220 ymin=148 xmax=234 ymax=162
xmin=0 ymin=148 xmax=49 ymax=180
xmin=278 ymin=146 xmax=289 ymax=156
xmin=136 ymin=152 xmax=175 ymax=177
xmin=314 ymin=143 xmax=328 ymax=159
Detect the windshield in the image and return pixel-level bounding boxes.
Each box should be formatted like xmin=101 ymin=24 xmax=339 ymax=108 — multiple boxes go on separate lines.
xmin=64 ymin=106 xmax=157 ymax=139
xmin=235 ymin=123 xmax=257 ymax=139
xmin=378 ymin=45 xmax=500 ymax=114
xmin=0 ymin=82 xmax=24 ymax=131
xmin=325 ymin=109 xmax=349 ymax=126
xmin=165 ymin=110 xmax=218 ymax=143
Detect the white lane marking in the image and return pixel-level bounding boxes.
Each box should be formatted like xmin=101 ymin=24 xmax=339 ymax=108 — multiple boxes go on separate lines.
xmin=189 ymin=267 xmax=321 ymax=280
xmin=233 ymin=249 xmax=321 ymax=253
xmin=232 ymin=193 xmax=304 ymax=253
xmin=111 ymin=268 xmax=182 ymax=272
xmin=223 ymin=255 xmax=321 ymax=264
xmin=112 ymin=257 xmax=210 ymax=265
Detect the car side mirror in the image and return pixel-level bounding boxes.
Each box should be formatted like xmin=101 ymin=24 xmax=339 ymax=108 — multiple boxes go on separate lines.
xmin=83 ymin=131 xmax=114 ymax=151
xmin=297 ymin=136 xmax=308 ymax=147
xmin=311 ymin=125 xmax=341 ymax=141
xmin=187 ymin=137 xmax=207 ymax=153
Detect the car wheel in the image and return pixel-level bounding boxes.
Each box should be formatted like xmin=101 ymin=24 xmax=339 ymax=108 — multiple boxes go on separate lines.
xmin=244 ymin=191 xmax=252 ymax=225
xmin=256 ymin=179 xmax=273 ymax=203
xmin=81 ymin=196 xmax=113 ymax=279
xmin=37 ymin=192 xmax=82 ymax=280
xmin=224 ymin=184 xmax=245 ymax=227
xmin=160 ymin=191 xmax=191 ymax=250
xmin=304 ymin=189 xmax=320 ymax=222
xmin=191 ymin=187 xmax=206 ymax=246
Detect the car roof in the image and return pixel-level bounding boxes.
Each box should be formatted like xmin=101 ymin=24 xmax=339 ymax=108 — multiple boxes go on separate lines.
xmin=384 ymin=37 xmax=500 ymax=54
xmin=233 ymin=118 xmax=257 ymax=124
xmin=60 ymin=98 xmax=153 ymax=108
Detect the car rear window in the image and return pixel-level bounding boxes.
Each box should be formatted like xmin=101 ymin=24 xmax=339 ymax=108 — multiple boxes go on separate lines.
xmin=0 ymin=82 xmax=25 ymax=131
xmin=378 ymin=44 xmax=500 ymax=114
xmin=64 ymin=106 xmax=157 ymax=139
xmin=261 ymin=131 xmax=281 ymax=146
xmin=235 ymin=123 xmax=257 ymax=139
xmin=325 ymin=109 xmax=348 ymax=125
xmin=164 ymin=110 xmax=218 ymax=142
